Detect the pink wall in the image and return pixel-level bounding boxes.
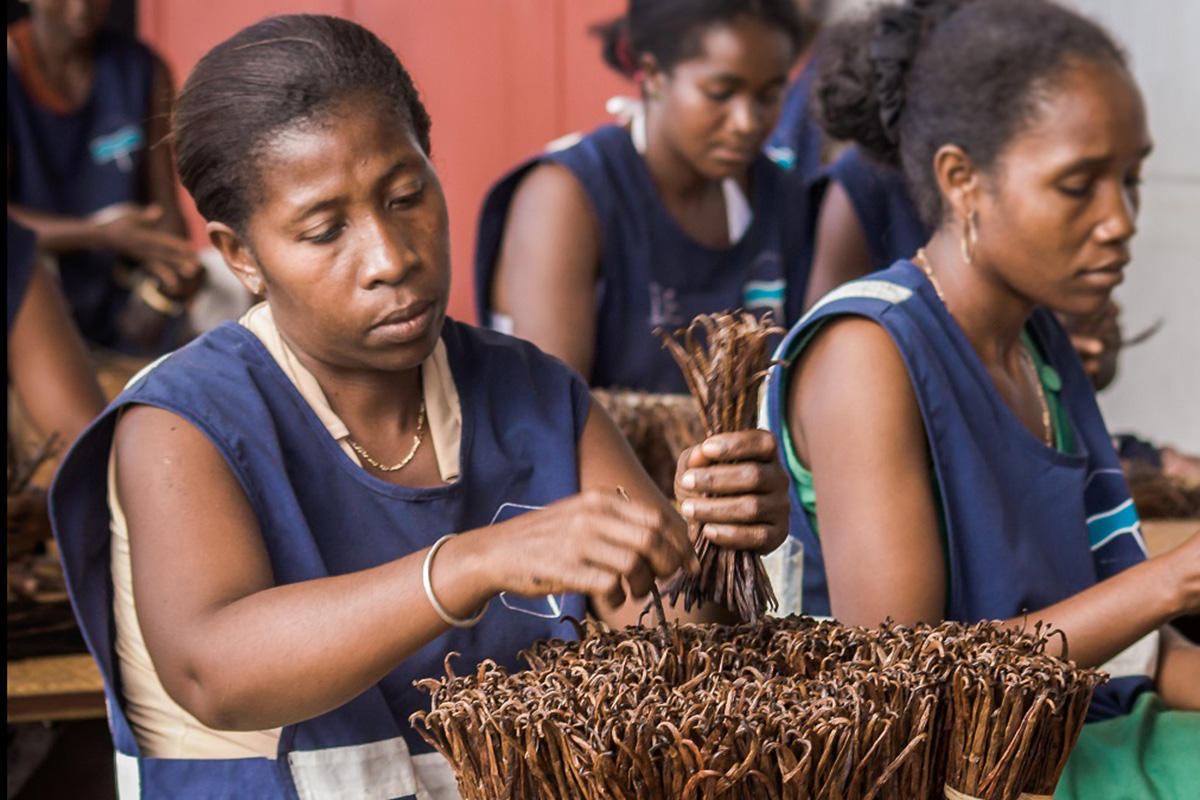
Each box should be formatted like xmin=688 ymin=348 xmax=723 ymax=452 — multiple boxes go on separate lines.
xmin=140 ymin=0 xmax=628 ymax=323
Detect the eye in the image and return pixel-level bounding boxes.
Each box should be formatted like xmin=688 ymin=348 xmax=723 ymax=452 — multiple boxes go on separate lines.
xmin=1058 ymin=180 xmax=1093 ymax=199
xmin=300 ymin=223 xmax=345 ymax=245
xmin=388 ymin=183 xmax=425 ymax=210
xmin=702 ymin=87 xmax=735 ymax=103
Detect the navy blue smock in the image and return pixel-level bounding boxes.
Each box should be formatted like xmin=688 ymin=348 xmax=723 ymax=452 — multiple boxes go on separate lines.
xmin=765 ymin=59 xmax=825 ymax=186
xmin=761 ymin=261 xmax=1150 ymax=721
xmin=50 ymin=318 xmax=591 ymax=797
xmin=821 ymin=146 xmax=930 ymax=272
xmin=7 ymin=31 xmax=155 ymax=348
xmin=474 ymin=124 xmax=816 ymax=392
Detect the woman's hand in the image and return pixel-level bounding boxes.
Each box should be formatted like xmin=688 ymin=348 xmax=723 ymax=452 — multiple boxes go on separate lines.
xmin=1058 ymin=300 xmax=1121 ymax=391
xmin=674 ymin=430 xmax=790 ymax=556
xmin=95 ymin=204 xmax=204 ymax=299
xmin=481 ymin=490 xmax=698 ymax=610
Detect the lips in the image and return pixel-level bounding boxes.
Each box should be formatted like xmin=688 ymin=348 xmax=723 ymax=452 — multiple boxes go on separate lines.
xmin=371 ymin=299 xmax=436 ymax=342
xmin=1077 ymin=260 xmax=1128 ymax=290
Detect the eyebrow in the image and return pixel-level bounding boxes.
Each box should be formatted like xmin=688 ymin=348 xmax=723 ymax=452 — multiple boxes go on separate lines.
xmin=289 ymin=158 xmax=420 ymax=225
xmin=1061 ymin=143 xmax=1155 ymax=172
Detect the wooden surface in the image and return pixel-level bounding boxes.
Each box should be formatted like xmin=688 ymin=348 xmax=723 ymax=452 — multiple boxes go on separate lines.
xmin=7 ymin=654 xmax=107 ymax=724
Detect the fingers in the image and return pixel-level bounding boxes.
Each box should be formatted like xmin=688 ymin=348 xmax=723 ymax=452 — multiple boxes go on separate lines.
xmin=1069 ymin=334 xmax=1106 ymax=359
xmin=684 ymin=430 xmax=779 ymax=470
xmin=589 ymin=494 xmax=695 ymax=578
xmin=678 ymin=460 xmax=787 ymax=497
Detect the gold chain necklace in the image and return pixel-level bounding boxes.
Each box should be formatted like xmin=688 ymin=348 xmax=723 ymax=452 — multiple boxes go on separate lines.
xmin=346 ymin=400 xmax=426 ymax=472
xmin=912 ymin=249 xmax=1054 ymax=448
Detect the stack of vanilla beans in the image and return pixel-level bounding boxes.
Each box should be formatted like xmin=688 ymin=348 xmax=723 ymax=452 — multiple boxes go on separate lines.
xmin=412 ymin=616 xmax=1106 ymax=800
xmin=657 ymin=311 xmax=782 ymax=624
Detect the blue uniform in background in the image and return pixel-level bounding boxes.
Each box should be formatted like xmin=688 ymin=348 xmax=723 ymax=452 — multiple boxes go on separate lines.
xmin=765 ymin=60 xmax=825 ymax=187
xmin=822 ymin=146 xmax=929 ymax=272
xmin=50 ymin=319 xmax=591 ymax=798
xmin=761 ymin=261 xmax=1150 ymax=722
xmin=7 ymin=217 xmax=37 ymax=332
xmin=7 ymin=31 xmax=155 ymax=349
xmin=474 ymin=124 xmax=816 ymax=393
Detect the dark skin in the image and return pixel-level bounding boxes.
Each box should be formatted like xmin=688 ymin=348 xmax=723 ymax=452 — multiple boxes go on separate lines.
xmin=114 ymin=94 xmax=790 ymax=731
xmin=788 ymin=59 xmax=1199 ymax=708
xmin=806 ymin=165 xmax=1122 ymax=389
xmin=491 ymin=17 xmax=795 ymax=377
xmin=6 ymin=0 xmax=203 ymax=302
xmin=7 ymin=252 xmax=107 ymax=541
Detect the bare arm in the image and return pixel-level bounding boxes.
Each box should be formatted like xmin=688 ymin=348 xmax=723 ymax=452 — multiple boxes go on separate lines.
xmin=802 ymin=181 xmax=874 ymax=310
xmin=789 ymin=317 xmax=1200 ymax=668
xmin=117 ymin=403 xmax=696 ymax=731
xmin=491 ymin=163 xmax=600 ymax=375
xmin=1157 ymin=623 xmax=1200 ymax=711
xmin=143 ymin=55 xmax=188 ymax=242
xmin=8 ymin=265 xmax=106 ymax=444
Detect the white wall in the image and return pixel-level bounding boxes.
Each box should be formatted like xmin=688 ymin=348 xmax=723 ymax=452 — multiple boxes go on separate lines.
xmin=1065 ymin=0 xmax=1200 ymax=451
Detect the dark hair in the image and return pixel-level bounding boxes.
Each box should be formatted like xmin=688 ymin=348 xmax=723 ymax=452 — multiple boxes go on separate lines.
xmin=593 ymin=0 xmax=813 ymax=79
xmin=812 ymin=0 xmax=1127 ymax=225
xmin=174 ymin=14 xmax=432 ymax=233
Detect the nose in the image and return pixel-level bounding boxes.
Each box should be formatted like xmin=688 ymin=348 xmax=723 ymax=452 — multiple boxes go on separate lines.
xmin=1094 ymin=180 xmax=1138 ymax=244
xmin=358 ymin=215 xmax=419 ymax=289
xmin=727 ymin=96 xmax=765 ymax=140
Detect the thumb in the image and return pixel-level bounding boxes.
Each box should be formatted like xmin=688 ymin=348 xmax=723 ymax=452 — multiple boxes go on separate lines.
xmin=137 ymin=204 xmax=165 ymax=224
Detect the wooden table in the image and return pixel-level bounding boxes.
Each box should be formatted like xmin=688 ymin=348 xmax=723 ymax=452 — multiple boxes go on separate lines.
xmin=7 ymin=654 xmax=106 ymax=724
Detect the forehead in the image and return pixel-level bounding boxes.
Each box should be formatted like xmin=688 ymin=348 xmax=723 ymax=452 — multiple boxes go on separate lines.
xmin=1002 ymin=60 xmax=1150 ymax=171
xmin=675 ymin=17 xmax=795 ymax=77
xmin=253 ymin=101 xmax=424 ymax=210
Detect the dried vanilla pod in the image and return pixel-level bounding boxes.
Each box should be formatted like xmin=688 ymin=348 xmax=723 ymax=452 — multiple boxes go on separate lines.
xmin=657 ymin=311 xmax=783 ymax=624
xmin=412 ymin=616 xmax=1105 ymax=800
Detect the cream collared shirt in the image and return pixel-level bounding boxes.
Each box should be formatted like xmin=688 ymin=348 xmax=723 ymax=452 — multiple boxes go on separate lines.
xmin=108 ymin=304 xmax=462 ymax=758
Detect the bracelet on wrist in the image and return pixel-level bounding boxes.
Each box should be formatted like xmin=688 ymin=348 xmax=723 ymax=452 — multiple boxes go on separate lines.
xmin=422 ymin=534 xmax=489 ymax=628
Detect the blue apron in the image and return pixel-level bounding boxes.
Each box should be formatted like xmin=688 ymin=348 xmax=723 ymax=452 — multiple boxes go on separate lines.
xmin=8 ymin=217 xmax=37 ymax=331
xmin=761 ymin=261 xmax=1150 ymax=721
xmin=50 ymin=318 xmax=591 ymax=798
xmin=7 ymin=31 xmax=155 ymax=348
xmin=765 ymin=60 xmax=824 ymax=186
xmin=474 ymin=124 xmax=816 ymax=392
xmin=821 ymin=146 xmax=929 ymax=273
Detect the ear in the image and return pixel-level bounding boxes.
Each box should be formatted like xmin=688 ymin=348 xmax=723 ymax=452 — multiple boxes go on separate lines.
xmin=931 ymin=144 xmax=982 ymax=222
xmin=639 ymin=52 xmax=666 ymax=101
xmin=208 ymin=221 xmax=265 ymax=297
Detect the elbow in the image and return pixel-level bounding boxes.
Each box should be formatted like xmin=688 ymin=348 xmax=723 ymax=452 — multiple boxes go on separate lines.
xmin=162 ymin=665 xmax=269 ymax=732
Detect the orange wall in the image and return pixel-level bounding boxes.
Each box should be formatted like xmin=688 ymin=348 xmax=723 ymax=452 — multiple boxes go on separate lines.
xmin=139 ymin=0 xmax=628 ymax=323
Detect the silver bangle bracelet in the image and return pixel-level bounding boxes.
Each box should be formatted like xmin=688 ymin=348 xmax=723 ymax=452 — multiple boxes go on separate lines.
xmin=422 ymin=534 xmax=489 ymax=628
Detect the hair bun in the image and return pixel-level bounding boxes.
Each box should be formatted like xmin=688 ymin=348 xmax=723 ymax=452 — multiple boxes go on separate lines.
xmin=868 ymin=6 xmax=925 ymax=146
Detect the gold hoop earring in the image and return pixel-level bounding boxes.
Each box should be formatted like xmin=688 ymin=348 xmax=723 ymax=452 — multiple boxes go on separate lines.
xmin=961 ymin=211 xmax=979 ymax=266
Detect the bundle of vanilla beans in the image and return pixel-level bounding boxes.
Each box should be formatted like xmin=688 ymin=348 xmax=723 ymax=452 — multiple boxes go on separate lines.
xmin=592 ymin=389 xmax=705 ymax=498
xmin=413 ymin=616 xmax=1105 ymax=800
xmin=657 ymin=311 xmax=782 ymax=624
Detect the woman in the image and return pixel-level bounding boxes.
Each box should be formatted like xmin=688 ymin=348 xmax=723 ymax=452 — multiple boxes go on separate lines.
xmin=475 ymin=0 xmax=817 ymax=393
xmin=7 ymin=0 xmax=203 ymax=353
xmin=762 ymin=1 xmax=1198 ymax=796
xmin=50 ymin=15 xmax=789 ymax=798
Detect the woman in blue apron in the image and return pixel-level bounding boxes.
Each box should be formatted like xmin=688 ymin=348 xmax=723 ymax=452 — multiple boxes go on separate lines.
xmin=762 ymin=1 xmax=1198 ymax=797
xmin=7 ymin=0 xmax=203 ymax=353
xmin=475 ymin=0 xmax=818 ymax=393
xmin=49 ymin=16 xmax=790 ymax=799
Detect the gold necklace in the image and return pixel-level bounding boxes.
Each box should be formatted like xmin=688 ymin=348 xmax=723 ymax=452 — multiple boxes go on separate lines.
xmin=912 ymin=249 xmax=1054 ymax=447
xmin=346 ymin=400 xmax=426 ymax=472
